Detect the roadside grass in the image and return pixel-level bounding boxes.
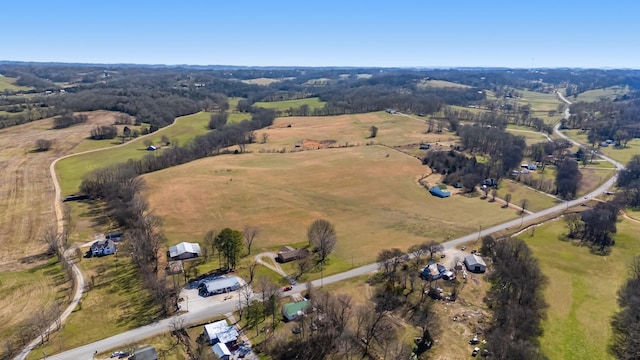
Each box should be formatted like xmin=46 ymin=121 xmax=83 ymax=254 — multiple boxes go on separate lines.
xmin=564 ymin=130 xmax=640 ymax=165
xmin=525 ymin=218 xmax=640 ymax=360
xmin=32 ymin=260 xmax=162 ymax=358
xmin=56 ymin=112 xmax=213 ymax=195
xmin=496 ymin=180 xmax=560 ymax=212
xmin=0 ymin=75 xmax=32 ymax=92
xmin=572 ymin=86 xmax=629 ymax=102
xmin=254 ymin=97 xmax=326 ymax=111
xmin=577 ymin=168 xmax=616 ymax=196
xmin=143 ymin=146 xmax=518 ymax=265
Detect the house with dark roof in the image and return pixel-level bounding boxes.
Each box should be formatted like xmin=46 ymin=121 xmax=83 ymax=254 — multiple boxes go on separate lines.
xmin=277 ymin=247 xmax=310 ymax=263
xmin=90 ymin=239 xmax=116 ymax=257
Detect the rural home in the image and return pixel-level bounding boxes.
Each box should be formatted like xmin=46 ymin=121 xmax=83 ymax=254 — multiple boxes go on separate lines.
xmin=212 ymin=342 xmax=231 ymax=360
xmin=199 ymin=277 xmax=240 ymax=297
xmin=168 ymin=242 xmax=202 ymax=260
xmin=90 ymin=239 xmax=116 ymax=257
xmin=429 ymin=186 xmax=450 ymax=198
xmin=277 ymin=246 xmax=310 ymax=263
xmin=130 ymin=345 xmax=158 ymax=360
xmin=282 ymin=300 xmax=310 ymax=321
xmin=521 ymin=163 xmax=538 ymax=171
xmin=464 ymin=254 xmax=487 ymax=273
xmin=204 ymin=319 xmax=239 ymax=345
xmin=421 ymin=262 xmax=447 ymax=281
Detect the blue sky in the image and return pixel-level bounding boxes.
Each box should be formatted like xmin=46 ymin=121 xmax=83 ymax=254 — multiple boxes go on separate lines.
xmin=2 ymin=0 xmax=638 ymax=68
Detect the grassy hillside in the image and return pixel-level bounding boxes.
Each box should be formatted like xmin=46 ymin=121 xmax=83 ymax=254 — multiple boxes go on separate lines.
xmin=0 ymin=75 xmax=32 ymax=92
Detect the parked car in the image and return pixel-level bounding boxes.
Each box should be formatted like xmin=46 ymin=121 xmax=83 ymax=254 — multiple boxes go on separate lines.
xmin=461 ymin=246 xmax=466 ymax=251
xmin=472 ymin=347 xmax=480 ymax=357
xmin=283 ymin=285 xmax=292 ymax=291
xmin=440 ymin=254 xmax=446 ymax=258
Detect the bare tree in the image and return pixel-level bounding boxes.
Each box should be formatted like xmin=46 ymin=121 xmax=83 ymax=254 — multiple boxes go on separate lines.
xmin=243 ymin=225 xmax=260 ymax=255
xmin=247 ymin=260 xmax=258 ymax=284
xmin=296 ymin=255 xmax=313 ymax=280
xmin=425 ymin=240 xmax=444 ymax=260
xmin=307 ymin=219 xmax=337 ymax=264
xmin=203 ymin=229 xmax=216 ymax=261
xmin=42 ymin=227 xmax=61 ymax=256
xmin=261 ymin=132 xmax=269 ymax=144
xmin=238 ymin=284 xmax=253 ymax=321
xmin=491 ymin=189 xmax=497 ymax=202
xmin=504 ymin=193 xmax=512 ymax=208
xmin=408 ymin=243 xmax=428 ymax=267
xmin=520 ymin=198 xmax=529 ymax=214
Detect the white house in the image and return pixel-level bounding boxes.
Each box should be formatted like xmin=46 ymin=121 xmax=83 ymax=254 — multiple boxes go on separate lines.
xmin=91 ymin=239 xmax=116 ymax=257
xmin=168 ymin=242 xmax=202 ymax=260
xmin=204 ymin=319 xmax=238 ymax=345
xmin=464 ymin=254 xmax=487 ymax=273
xmin=198 ymin=277 xmax=240 ymax=297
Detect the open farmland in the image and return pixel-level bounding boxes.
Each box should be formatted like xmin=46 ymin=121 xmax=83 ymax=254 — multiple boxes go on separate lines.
xmin=0 ymin=74 xmax=32 ymax=92
xmin=55 ymin=111 xmax=215 ymax=195
xmin=564 ymin=130 xmax=640 ymax=165
xmin=572 ymin=86 xmax=629 ymax=102
xmin=417 ymin=79 xmax=472 ymax=89
xmin=526 ymin=218 xmax=640 ymax=360
xmin=144 ymin=146 xmax=518 ymax=265
xmin=254 ymin=97 xmax=326 ymax=111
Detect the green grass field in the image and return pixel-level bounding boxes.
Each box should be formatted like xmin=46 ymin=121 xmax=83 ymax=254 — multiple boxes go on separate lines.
xmin=0 ymin=75 xmax=32 ymax=92
xmin=564 ymin=130 xmax=640 ymax=165
xmin=526 ymin=218 xmax=640 ymax=360
xmin=254 ymin=97 xmax=326 ymax=111
xmin=572 ymin=86 xmax=630 ymax=102
xmin=143 ymin=146 xmax=518 ymax=265
xmin=56 ymin=112 xmax=215 ymax=195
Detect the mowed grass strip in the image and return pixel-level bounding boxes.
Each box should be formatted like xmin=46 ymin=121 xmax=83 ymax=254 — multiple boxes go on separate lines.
xmin=254 ymin=97 xmax=326 ymax=110
xmin=56 ymin=112 xmax=213 ymax=195
xmin=143 ymin=146 xmax=518 ymax=265
xmin=526 ymin=218 xmax=640 ymax=360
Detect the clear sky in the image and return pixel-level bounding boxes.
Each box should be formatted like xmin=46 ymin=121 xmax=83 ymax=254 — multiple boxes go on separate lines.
xmin=2 ymin=0 xmax=638 ymax=68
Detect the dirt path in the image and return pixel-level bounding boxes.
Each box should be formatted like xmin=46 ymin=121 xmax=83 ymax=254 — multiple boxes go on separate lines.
xmin=255 ymin=252 xmax=288 ymax=277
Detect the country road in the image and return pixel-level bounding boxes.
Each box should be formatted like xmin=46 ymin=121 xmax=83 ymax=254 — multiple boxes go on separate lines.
xmin=43 ymin=93 xmax=624 ymax=360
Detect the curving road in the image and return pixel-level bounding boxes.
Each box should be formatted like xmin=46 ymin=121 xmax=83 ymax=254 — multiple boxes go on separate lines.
xmin=44 ymin=95 xmax=624 ymax=360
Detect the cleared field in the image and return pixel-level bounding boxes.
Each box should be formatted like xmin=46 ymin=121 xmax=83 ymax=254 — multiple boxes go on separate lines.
xmin=254 ymin=97 xmax=326 ymax=111
xmin=241 ymin=77 xmax=294 ymax=85
xmin=577 ymin=167 xmax=616 ymax=196
xmin=56 ymin=112 xmax=213 ymax=195
xmin=0 ymin=75 xmax=32 ymax=92
xmin=417 ymin=79 xmax=472 ymax=89
xmin=497 ymin=180 xmax=560 ymax=212
xmin=564 ymin=130 xmax=640 ymax=165
xmin=527 ymin=218 xmax=640 ymax=360
xmin=506 ymin=127 xmax=550 ymax=145
xmin=144 ymin=146 xmax=518 ymax=265
xmin=572 ymin=86 xmax=629 ymax=102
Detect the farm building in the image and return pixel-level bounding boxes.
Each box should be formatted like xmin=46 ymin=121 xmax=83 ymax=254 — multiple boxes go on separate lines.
xmin=90 ymin=239 xmax=116 ymax=257
xmin=464 ymin=254 xmax=487 ymax=273
xmin=277 ymin=246 xmax=310 ymax=263
xmin=421 ymin=262 xmax=447 ymax=281
xmin=204 ymin=319 xmax=239 ymax=345
xmin=282 ymin=300 xmax=310 ymax=321
xmin=429 ymin=186 xmax=450 ymax=198
xmin=168 ymin=242 xmax=202 ymax=260
xmin=199 ymin=277 xmax=240 ymax=297
xmin=130 ymin=345 xmax=158 ymax=360
xmin=212 ymin=342 xmax=231 ymax=360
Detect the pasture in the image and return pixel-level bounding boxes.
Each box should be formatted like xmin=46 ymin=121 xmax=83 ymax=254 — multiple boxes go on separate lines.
xmin=526 ymin=218 xmax=640 ymax=360
xmin=143 ymin=146 xmax=518 ymax=265
xmin=564 ymin=130 xmax=640 ymax=165
xmin=496 ymin=180 xmax=561 ymax=212
xmin=241 ymin=77 xmax=294 ymax=85
xmin=56 ymin=111 xmax=215 ymax=195
xmin=0 ymin=75 xmax=32 ymax=92
xmin=254 ymin=97 xmax=326 ymax=111
xmin=572 ymin=86 xmax=629 ymax=102
xmin=417 ymin=79 xmax=472 ymax=89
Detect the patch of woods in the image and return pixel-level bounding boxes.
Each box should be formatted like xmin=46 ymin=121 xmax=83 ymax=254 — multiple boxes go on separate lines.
xmin=483 ymin=237 xmax=548 ymax=359
xmin=52 ymin=113 xmax=88 ymax=129
xmin=90 ymin=125 xmax=118 ymax=139
xmin=616 ymin=155 xmax=640 ymax=208
xmin=564 ymin=98 xmax=640 ymax=146
xmin=563 ymin=201 xmax=620 ymax=254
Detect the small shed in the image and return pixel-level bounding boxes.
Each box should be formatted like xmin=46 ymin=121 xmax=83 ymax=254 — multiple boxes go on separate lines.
xmin=464 ymin=254 xmax=487 ymax=273
xmin=429 ymin=186 xmax=450 ymax=198
xmin=169 ymin=242 xmax=202 ymax=260
xmin=282 ymin=300 xmax=310 ymax=321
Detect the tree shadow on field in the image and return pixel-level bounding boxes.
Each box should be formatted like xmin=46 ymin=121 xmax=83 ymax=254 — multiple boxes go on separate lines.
xmin=79 ymin=201 xmax=110 ymax=227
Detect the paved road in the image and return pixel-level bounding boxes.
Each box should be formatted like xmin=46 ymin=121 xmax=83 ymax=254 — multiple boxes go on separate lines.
xmin=45 ymin=94 xmax=624 ymax=359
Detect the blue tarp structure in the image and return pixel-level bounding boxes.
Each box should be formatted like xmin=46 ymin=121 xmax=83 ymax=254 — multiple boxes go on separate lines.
xmin=429 ymin=186 xmax=450 ymax=198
